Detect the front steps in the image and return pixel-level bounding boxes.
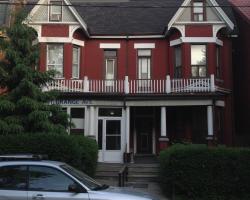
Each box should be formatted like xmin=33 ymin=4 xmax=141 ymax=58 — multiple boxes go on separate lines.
xmin=95 ymin=154 xmax=160 ymax=186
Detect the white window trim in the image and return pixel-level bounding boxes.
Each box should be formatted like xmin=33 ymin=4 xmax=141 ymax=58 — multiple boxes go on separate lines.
xmin=100 ymin=43 xmax=121 ymax=49
xmin=39 ymin=37 xmax=85 ymax=47
xmin=134 ymin=43 xmax=155 ymax=49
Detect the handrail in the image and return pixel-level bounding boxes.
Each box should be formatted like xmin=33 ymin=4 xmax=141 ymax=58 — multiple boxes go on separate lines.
xmin=118 ymin=165 xmax=128 ymax=187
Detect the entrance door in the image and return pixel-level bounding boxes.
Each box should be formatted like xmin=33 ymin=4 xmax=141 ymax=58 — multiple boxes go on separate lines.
xmin=98 ymin=118 xmax=124 ymax=163
xmin=136 ymin=118 xmax=153 ymax=154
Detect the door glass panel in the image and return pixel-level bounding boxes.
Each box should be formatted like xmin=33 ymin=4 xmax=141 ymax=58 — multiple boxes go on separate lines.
xmin=106 ymin=120 xmax=121 ymax=150
xmin=0 ymin=165 xmax=27 ymax=190
xmin=29 ymin=166 xmax=74 ymax=192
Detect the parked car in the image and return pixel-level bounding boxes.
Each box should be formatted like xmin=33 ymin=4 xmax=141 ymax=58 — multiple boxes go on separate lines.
xmin=0 ymin=154 xmax=158 ymax=200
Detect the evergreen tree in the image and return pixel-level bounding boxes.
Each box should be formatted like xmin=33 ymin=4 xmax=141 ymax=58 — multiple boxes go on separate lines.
xmin=0 ymin=11 xmax=69 ymax=134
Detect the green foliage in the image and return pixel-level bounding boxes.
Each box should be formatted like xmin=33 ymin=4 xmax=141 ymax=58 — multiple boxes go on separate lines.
xmin=159 ymin=144 xmax=250 ymax=200
xmin=0 ymin=11 xmax=69 ymax=134
xmin=0 ymin=134 xmax=98 ymax=176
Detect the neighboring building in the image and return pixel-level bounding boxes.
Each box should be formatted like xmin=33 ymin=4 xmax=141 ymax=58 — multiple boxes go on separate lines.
xmin=230 ymin=0 xmax=250 ymax=146
xmin=25 ymin=0 xmax=236 ymax=163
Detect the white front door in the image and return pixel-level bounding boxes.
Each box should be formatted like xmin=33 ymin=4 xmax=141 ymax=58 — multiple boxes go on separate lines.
xmin=98 ymin=118 xmax=124 ymax=163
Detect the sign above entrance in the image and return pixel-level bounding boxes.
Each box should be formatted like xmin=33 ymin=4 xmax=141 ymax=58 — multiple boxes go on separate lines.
xmin=51 ymin=99 xmax=92 ymax=105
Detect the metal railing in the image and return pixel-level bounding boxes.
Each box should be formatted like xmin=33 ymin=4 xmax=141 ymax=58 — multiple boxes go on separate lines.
xmin=44 ymin=75 xmax=216 ymax=94
xmin=118 ymin=165 xmax=128 ymax=187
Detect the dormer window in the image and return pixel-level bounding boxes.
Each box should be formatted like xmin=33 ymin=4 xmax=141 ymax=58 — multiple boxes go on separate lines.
xmin=49 ymin=0 xmax=62 ymax=22
xmin=192 ymin=1 xmax=205 ymax=21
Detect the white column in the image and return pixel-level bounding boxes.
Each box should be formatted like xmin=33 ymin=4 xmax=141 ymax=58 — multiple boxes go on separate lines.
xmin=89 ymin=106 xmax=95 ymax=136
xmin=84 ymin=107 xmax=89 ymax=136
xmin=125 ymin=106 xmax=130 ymax=153
xmin=207 ymin=106 xmax=214 ymax=136
xmin=161 ymin=107 xmax=167 ymax=137
xmin=83 ymin=76 xmax=89 ymax=92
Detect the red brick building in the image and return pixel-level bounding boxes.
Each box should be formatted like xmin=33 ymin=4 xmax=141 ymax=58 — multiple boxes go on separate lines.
xmin=25 ymin=0 xmax=236 ymax=163
xmin=230 ymin=0 xmax=250 ymax=146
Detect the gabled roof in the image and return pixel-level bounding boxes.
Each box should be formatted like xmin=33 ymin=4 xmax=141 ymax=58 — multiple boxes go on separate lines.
xmin=25 ymin=0 xmax=237 ymax=36
xmin=230 ymin=0 xmax=250 ymax=24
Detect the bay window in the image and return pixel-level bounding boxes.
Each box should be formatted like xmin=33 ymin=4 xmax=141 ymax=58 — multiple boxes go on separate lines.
xmin=191 ymin=45 xmax=207 ymax=77
xmin=47 ymin=44 xmax=64 ymax=78
xmin=72 ymin=46 xmax=80 ymax=79
xmin=174 ymin=46 xmax=182 ymax=78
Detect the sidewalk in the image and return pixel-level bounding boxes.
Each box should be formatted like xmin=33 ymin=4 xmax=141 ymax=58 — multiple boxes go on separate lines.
xmin=96 ymin=178 xmax=169 ymax=200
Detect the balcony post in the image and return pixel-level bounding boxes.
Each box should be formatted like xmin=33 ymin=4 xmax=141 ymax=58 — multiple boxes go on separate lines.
xmin=83 ymin=76 xmax=89 ymax=92
xmin=124 ymin=76 xmax=129 ymax=94
xmin=210 ymin=74 xmax=215 ymax=92
xmin=166 ymin=75 xmax=171 ymax=94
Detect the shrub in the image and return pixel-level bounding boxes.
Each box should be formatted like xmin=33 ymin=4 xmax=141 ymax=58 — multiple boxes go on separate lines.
xmin=0 ymin=133 xmax=98 ymax=176
xmin=159 ymin=144 xmax=250 ymax=200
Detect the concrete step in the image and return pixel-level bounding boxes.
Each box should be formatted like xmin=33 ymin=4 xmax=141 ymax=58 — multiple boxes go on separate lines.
xmin=127 ymin=174 xmax=159 ymax=182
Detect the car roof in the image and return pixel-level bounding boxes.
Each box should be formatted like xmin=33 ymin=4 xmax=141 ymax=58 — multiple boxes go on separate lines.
xmin=0 ymin=160 xmax=65 ymax=167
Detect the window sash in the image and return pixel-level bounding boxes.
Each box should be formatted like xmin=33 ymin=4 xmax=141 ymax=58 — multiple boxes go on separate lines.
xmin=47 ymin=44 xmax=64 ymax=78
xmin=49 ymin=1 xmax=62 ymax=21
xmin=72 ymin=47 xmax=80 ymax=79
xmin=138 ymin=49 xmax=151 ymax=80
xmin=174 ymin=46 xmax=182 ymax=78
xmin=193 ymin=1 xmax=205 ymax=21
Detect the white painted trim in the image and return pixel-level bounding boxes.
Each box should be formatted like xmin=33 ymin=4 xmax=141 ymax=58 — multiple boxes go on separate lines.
xmin=210 ymin=0 xmax=234 ymax=30
xmin=72 ymin=39 xmax=85 ymax=47
xmin=170 ymin=39 xmax=182 ymax=46
xmin=29 ymin=22 xmax=79 ymax=25
xmin=167 ymin=0 xmax=190 ymax=31
xmin=38 ymin=37 xmax=85 ymax=46
xmin=64 ymin=0 xmax=90 ymax=37
xmin=170 ymin=37 xmax=223 ymax=46
xmin=91 ymin=35 xmax=165 ymax=39
xmin=134 ymin=43 xmax=155 ymax=49
xmin=175 ymin=21 xmax=226 ymax=25
xmin=215 ymin=100 xmax=225 ymax=107
xmin=167 ymin=0 xmax=234 ymax=33
xmin=99 ymin=43 xmax=121 ymax=49
xmin=126 ymin=100 xmax=213 ymax=106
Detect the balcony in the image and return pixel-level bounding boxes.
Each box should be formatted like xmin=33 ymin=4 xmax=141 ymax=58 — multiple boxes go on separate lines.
xmin=44 ymin=75 xmax=216 ymax=94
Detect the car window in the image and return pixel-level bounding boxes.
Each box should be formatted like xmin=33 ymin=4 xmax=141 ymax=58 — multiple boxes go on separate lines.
xmin=29 ymin=166 xmax=75 ymax=192
xmin=0 ymin=165 xmax=27 ymax=190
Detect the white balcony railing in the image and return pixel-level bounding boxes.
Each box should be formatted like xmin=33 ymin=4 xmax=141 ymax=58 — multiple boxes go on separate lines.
xmin=44 ymin=75 xmax=216 ymax=94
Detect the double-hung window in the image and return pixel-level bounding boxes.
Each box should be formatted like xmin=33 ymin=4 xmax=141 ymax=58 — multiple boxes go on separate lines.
xmin=192 ymin=1 xmax=205 ymax=21
xmin=72 ymin=46 xmax=80 ymax=79
xmin=47 ymin=44 xmax=64 ymax=78
xmin=174 ymin=46 xmax=182 ymax=78
xmin=104 ymin=50 xmax=117 ymax=86
xmin=49 ymin=0 xmax=62 ymax=22
xmin=191 ymin=45 xmax=207 ymax=77
xmin=138 ymin=49 xmax=151 ymax=80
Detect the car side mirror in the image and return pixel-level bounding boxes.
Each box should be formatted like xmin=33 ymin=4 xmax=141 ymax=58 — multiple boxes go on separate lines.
xmin=68 ymin=183 xmax=85 ymax=193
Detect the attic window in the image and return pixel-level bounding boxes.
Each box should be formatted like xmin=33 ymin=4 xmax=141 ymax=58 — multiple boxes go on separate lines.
xmin=49 ymin=0 xmax=62 ymax=21
xmin=192 ymin=0 xmax=206 ymax=21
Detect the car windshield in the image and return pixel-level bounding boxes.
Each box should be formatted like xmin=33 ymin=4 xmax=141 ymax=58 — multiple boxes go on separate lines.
xmin=61 ymin=164 xmax=106 ymax=190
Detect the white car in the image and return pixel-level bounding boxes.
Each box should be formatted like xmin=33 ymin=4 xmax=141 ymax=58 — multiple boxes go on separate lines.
xmin=0 ymin=155 xmax=158 ymax=200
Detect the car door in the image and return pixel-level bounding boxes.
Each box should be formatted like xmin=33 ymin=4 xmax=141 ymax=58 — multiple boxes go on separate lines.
xmin=0 ymin=165 xmax=28 ymax=200
xmin=27 ymin=165 xmax=89 ymax=200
